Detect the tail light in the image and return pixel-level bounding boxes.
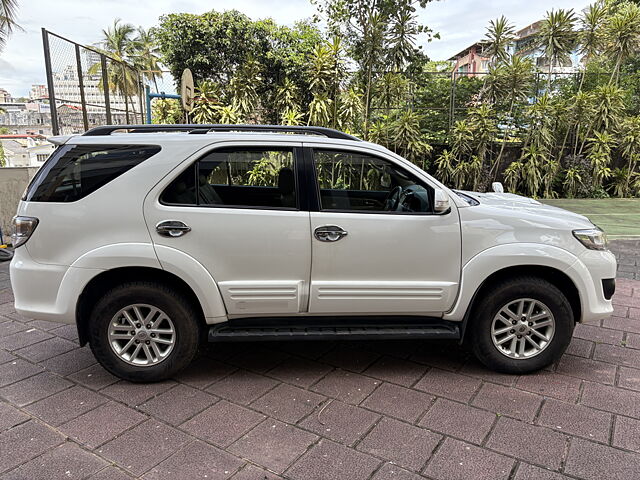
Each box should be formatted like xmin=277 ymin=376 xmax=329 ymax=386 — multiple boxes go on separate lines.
xmin=11 ymin=216 xmax=39 ymax=248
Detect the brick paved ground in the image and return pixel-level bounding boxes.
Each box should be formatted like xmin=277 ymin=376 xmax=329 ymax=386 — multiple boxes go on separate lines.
xmin=1 ymin=242 xmax=639 ymax=479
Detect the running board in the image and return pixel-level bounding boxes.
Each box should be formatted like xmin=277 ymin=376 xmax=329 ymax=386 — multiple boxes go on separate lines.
xmin=208 ymin=318 xmax=460 ymax=342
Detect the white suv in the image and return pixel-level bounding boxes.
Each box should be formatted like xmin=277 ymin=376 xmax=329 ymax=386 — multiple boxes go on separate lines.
xmin=10 ymin=124 xmax=617 ymax=382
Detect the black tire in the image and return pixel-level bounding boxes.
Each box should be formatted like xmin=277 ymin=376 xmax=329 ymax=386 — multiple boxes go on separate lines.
xmin=88 ymin=281 xmax=201 ymax=382
xmin=469 ymin=276 xmax=574 ymax=374
xmin=0 ymin=248 xmax=13 ymax=262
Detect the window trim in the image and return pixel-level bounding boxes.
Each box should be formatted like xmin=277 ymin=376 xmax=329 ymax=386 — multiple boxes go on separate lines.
xmin=23 ymin=143 xmax=161 ymax=203
xmin=159 ymin=145 xmax=303 ymax=211
xmin=307 ymin=147 xmax=436 ymax=216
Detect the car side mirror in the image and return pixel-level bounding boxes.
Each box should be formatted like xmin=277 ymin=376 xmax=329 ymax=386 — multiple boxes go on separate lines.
xmin=433 ymin=189 xmax=451 ymax=214
xmin=492 ymin=182 xmax=504 ymax=193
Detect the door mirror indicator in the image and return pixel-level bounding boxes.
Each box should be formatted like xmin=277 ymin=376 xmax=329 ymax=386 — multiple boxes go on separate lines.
xmin=433 ymin=189 xmax=451 ymax=214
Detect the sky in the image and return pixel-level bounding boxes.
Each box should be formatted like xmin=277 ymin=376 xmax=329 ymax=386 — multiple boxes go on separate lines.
xmin=0 ymin=0 xmax=588 ymax=97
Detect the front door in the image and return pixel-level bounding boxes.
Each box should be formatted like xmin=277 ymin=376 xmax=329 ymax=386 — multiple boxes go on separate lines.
xmin=144 ymin=142 xmax=311 ymax=316
xmin=306 ymin=146 xmax=461 ymax=315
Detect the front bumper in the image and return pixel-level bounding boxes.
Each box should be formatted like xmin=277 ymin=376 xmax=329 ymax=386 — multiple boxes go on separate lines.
xmin=567 ymin=249 xmax=617 ymax=323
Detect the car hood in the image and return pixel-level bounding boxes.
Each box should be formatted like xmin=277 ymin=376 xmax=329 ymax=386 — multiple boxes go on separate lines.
xmin=456 ymin=190 xmax=593 ymax=226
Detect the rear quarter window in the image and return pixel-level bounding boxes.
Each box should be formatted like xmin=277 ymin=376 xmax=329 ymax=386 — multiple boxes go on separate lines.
xmin=24 ymin=144 xmax=161 ymax=202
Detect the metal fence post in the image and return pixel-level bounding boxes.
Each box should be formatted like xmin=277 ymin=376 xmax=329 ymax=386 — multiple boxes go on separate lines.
xmin=122 ymin=64 xmax=130 ymax=124
xmin=145 ymin=85 xmax=152 ymax=124
xmin=138 ymin=72 xmax=146 ymax=124
xmin=42 ymin=28 xmax=60 ymax=135
xmin=449 ymin=72 xmax=458 ymax=131
xmin=101 ymin=56 xmax=112 ymax=124
xmin=75 ymin=44 xmax=89 ymax=131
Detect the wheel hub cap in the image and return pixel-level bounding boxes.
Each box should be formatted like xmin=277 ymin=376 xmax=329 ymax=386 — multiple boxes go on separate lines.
xmin=491 ymin=298 xmax=556 ymax=359
xmin=108 ymin=304 xmax=176 ymax=367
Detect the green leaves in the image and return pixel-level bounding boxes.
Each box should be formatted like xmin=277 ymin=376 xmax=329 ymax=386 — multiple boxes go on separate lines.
xmin=0 ymin=0 xmax=21 ymax=51
xmin=538 ymin=8 xmax=579 ymax=71
xmin=154 ymin=10 xmax=323 ymax=123
xmin=484 ymin=16 xmax=516 ymax=66
xmin=605 ymin=2 xmax=640 ymax=83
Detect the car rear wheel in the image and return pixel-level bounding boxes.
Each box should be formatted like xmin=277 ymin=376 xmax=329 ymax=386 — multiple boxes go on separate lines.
xmin=470 ymin=276 xmax=574 ymax=374
xmin=88 ymin=282 xmax=201 ymax=382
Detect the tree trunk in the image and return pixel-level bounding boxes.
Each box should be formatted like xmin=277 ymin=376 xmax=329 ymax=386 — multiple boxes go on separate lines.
xmin=491 ymin=98 xmax=515 ymax=181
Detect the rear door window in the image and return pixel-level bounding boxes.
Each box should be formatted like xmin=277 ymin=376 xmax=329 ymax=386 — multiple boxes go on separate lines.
xmin=161 ymin=147 xmax=298 ymax=209
xmin=24 ymin=144 xmax=160 ymax=202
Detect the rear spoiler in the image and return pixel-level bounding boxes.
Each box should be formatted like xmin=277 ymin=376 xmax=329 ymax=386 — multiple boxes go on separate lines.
xmin=46 ymin=135 xmax=75 ymax=146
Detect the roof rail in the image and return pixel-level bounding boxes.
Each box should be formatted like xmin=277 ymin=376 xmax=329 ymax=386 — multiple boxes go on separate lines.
xmin=82 ymin=124 xmax=361 ymax=141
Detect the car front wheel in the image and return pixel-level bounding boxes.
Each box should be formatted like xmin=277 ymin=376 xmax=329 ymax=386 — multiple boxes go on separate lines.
xmin=470 ymin=276 xmax=574 ymax=374
xmin=88 ymin=282 xmax=201 ymax=382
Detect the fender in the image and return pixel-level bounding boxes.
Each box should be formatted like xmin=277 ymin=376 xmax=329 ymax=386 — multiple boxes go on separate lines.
xmin=71 ymin=242 xmax=227 ymax=324
xmin=444 ymin=243 xmax=582 ymax=322
xmin=71 ymin=242 xmax=161 ymax=270
xmin=154 ymin=244 xmax=228 ymax=323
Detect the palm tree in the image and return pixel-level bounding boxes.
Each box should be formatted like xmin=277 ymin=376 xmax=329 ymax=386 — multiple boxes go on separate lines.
xmin=338 ymin=87 xmax=363 ymax=133
xmin=229 ymin=57 xmax=261 ymax=119
xmin=435 ymin=150 xmax=456 ymax=186
xmin=563 ymin=166 xmax=583 ymax=197
xmin=578 ymin=2 xmax=608 ymax=65
xmin=604 ymin=2 xmax=640 ymax=84
xmin=576 ymin=84 xmax=625 ymax=156
xmin=392 ymin=110 xmax=431 ymax=167
xmin=492 ymin=55 xmax=535 ymax=176
xmin=537 ymin=9 xmax=578 ymax=90
xmin=274 ymin=78 xmax=300 ymax=117
xmin=618 ymin=115 xmax=640 ymax=195
xmin=0 ymin=0 xmax=20 ymax=52
xmin=386 ymin=4 xmax=419 ymax=71
xmin=484 ymin=16 xmax=516 ymax=66
xmin=131 ymin=27 xmax=162 ymax=92
xmin=89 ymin=19 xmax=140 ymax=103
xmin=281 ymin=109 xmax=304 ymax=126
xmin=191 ymin=80 xmax=223 ymax=124
xmin=586 ymin=130 xmax=615 ymax=188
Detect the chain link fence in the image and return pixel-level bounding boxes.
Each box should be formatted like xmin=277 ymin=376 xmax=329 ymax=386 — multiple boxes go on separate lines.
xmin=42 ymin=29 xmax=146 ymax=135
xmin=39 ymin=28 xmax=640 ymax=137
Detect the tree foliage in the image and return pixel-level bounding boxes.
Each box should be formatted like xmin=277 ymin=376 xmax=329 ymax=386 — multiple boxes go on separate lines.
xmin=143 ymin=0 xmax=640 ymax=198
xmin=0 ymin=0 xmax=20 ymax=51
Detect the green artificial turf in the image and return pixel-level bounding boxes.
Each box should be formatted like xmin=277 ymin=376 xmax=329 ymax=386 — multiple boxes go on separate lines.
xmin=542 ymin=198 xmax=640 ymax=238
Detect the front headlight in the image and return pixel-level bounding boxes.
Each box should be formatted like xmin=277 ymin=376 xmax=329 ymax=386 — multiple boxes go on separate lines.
xmin=573 ymin=228 xmax=608 ymax=251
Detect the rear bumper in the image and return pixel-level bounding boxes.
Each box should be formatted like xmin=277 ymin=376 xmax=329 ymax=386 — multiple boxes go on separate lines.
xmin=10 ymin=247 xmax=102 ymax=324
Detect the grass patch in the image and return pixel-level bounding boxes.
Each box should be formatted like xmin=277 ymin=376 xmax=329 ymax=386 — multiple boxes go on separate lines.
xmin=542 ymin=198 xmax=640 ymax=238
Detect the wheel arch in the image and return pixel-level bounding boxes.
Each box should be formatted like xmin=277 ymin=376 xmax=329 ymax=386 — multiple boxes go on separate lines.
xmin=458 ymin=264 xmax=581 ymax=342
xmin=76 ymin=266 xmax=208 ymax=346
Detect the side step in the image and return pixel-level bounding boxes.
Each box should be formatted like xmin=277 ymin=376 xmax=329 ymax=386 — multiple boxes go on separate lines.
xmin=208 ymin=318 xmax=460 ymax=342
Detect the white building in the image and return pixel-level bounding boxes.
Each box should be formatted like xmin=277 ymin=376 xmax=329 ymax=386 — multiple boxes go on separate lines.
xmin=0 ymin=88 xmax=12 ymax=103
xmin=0 ymin=135 xmax=55 ymax=168
xmin=53 ymin=61 xmax=142 ymax=118
xmin=29 ymin=85 xmax=49 ymax=101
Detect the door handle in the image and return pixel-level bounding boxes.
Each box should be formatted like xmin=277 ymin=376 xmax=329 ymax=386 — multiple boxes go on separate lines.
xmin=156 ymin=220 xmax=191 ymax=237
xmin=314 ymin=225 xmax=348 ymax=242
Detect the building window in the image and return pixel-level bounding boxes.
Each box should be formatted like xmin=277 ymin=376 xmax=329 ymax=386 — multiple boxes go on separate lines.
xmin=36 ymin=154 xmax=49 ymax=162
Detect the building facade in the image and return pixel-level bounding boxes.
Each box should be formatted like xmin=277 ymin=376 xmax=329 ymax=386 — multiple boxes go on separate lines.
xmin=448 ymin=43 xmax=490 ymax=76
xmin=449 ymin=19 xmax=582 ymax=75
xmin=0 ymin=135 xmax=55 ymax=168
xmin=29 ymin=84 xmax=49 ymax=101
xmin=511 ymin=21 xmax=582 ymax=73
xmin=0 ymin=88 xmax=12 ymax=103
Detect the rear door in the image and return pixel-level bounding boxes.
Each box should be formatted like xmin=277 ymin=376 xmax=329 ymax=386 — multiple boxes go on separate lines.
xmin=306 ymin=145 xmax=462 ymax=315
xmin=144 ymin=141 xmax=311 ymax=316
